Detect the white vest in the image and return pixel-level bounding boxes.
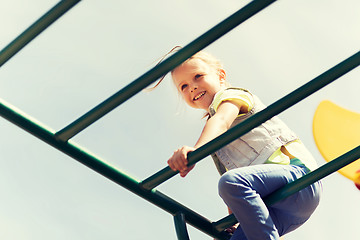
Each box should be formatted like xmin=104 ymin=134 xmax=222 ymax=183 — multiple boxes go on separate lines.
xmin=209 ymin=90 xmax=298 ymax=175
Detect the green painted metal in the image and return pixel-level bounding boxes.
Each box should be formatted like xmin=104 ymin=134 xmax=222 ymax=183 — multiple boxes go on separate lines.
xmin=140 ymin=50 xmax=360 ymax=190
xmin=0 ymin=0 xmax=81 ymax=68
xmin=0 ymin=99 xmax=231 ymax=240
xmin=54 ymin=0 xmax=278 ymax=142
xmin=174 ymin=213 xmax=191 ymax=240
xmin=1 ymin=0 xmax=359 ymax=239
xmin=212 ymin=145 xmax=360 ymax=232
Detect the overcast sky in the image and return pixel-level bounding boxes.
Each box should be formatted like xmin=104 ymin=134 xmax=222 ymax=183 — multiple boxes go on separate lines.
xmin=0 ymin=0 xmax=360 ymax=239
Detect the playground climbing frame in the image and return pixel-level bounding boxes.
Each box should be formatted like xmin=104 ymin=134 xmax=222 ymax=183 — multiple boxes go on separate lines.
xmin=0 ymin=0 xmax=359 ymax=239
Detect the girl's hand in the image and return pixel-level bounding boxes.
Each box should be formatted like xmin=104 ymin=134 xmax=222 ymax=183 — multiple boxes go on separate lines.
xmin=225 ymin=223 xmax=239 ymax=234
xmin=213 ymin=222 xmax=239 ymax=240
xmin=167 ymin=146 xmax=196 ymax=177
xmin=224 ymin=207 xmax=239 ymax=234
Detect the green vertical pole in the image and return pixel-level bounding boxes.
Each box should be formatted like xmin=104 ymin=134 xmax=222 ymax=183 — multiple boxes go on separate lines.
xmin=140 ymin=51 xmax=360 ymax=190
xmin=174 ymin=213 xmax=191 ymax=240
xmin=55 ymin=0 xmax=278 ymax=142
xmin=0 ymin=0 xmax=81 ymax=67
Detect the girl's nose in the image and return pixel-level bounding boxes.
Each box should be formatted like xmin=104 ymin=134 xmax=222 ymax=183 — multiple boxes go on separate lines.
xmin=190 ymin=86 xmax=197 ymax=92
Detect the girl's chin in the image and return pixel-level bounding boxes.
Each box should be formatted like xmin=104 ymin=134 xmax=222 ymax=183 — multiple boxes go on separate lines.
xmin=191 ymin=98 xmax=211 ymax=110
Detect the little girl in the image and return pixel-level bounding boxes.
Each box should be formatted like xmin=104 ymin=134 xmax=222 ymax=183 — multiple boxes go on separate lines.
xmin=156 ymin=49 xmax=321 ymax=240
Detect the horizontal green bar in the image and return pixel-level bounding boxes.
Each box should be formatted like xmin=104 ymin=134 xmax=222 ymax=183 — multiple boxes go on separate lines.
xmin=213 ymin=145 xmax=360 ymax=232
xmin=140 ymin=50 xmax=360 ymax=190
xmin=0 ymin=99 xmax=231 ymax=240
xmin=55 ymin=0 xmax=277 ymax=142
xmin=0 ymin=0 xmax=81 ymax=67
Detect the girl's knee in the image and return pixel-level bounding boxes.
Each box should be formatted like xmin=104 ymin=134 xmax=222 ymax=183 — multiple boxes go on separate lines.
xmin=218 ymin=171 xmax=250 ymax=200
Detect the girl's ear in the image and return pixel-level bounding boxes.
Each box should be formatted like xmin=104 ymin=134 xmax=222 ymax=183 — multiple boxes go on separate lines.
xmin=219 ymin=69 xmax=226 ymax=85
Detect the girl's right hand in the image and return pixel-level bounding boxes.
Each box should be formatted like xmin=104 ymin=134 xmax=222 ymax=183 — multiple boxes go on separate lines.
xmin=167 ymin=146 xmax=196 ymax=177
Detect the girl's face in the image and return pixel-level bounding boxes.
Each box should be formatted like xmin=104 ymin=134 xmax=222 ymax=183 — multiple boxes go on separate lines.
xmin=172 ymin=58 xmax=226 ymax=110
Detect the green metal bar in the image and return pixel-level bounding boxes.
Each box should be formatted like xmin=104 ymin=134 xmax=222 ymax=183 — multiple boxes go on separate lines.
xmin=55 ymin=0 xmax=277 ymax=142
xmin=213 ymin=145 xmax=360 ymax=232
xmin=174 ymin=213 xmax=191 ymax=240
xmin=0 ymin=0 xmax=81 ymax=67
xmin=140 ymin=50 xmax=360 ymax=190
xmin=0 ymin=99 xmax=231 ymax=240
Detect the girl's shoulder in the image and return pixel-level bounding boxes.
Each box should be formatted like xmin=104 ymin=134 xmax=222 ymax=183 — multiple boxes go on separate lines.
xmin=222 ymin=87 xmax=252 ymax=94
xmin=209 ymin=87 xmax=255 ymax=116
xmin=214 ymin=87 xmax=253 ymax=102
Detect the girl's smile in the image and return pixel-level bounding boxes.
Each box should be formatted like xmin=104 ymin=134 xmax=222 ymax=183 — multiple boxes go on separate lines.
xmin=172 ymin=58 xmax=226 ymax=110
xmin=193 ymin=91 xmax=206 ymax=101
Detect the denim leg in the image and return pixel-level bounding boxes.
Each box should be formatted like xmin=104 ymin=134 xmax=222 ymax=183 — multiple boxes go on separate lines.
xmin=218 ymin=164 xmax=321 ymax=240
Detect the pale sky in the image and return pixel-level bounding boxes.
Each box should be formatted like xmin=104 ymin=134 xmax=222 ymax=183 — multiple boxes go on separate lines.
xmin=0 ymin=0 xmax=359 ymax=239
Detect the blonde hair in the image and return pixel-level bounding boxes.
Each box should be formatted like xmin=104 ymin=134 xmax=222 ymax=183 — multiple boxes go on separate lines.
xmin=148 ymin=46 xmax=227 ymax=90
xmin=149 ymin=47 xmax=230 ymax=119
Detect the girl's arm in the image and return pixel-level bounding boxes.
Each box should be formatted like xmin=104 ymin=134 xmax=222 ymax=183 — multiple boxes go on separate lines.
xmin=194 ymin=101 xmax=244 ymax=148
xmin=168 ymin=100 xmax=248 ymax=177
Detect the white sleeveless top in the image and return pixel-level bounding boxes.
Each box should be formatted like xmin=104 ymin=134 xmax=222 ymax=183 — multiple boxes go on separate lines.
xmin=208 ymin=88 xmax=317 ymax=175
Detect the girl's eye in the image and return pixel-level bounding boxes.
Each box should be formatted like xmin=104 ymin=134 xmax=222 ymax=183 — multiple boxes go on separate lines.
xmin=181 ymin=84 xmax=188 ymax=91
xmin=195 ymin=74 xmax=203 ymax=79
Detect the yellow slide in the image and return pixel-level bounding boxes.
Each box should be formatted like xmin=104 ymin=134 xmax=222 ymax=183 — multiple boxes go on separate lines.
xmin=313 ymin=100 xmax=360 ymax=188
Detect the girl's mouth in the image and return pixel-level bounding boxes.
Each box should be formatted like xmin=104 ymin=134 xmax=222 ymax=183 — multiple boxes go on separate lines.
xmin=193 ymin=91 xmax=206 ymax=101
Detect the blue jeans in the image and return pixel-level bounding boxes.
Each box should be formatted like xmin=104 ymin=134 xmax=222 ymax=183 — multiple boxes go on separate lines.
xmin=218 ymin=164 xmax=321 ymax=240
